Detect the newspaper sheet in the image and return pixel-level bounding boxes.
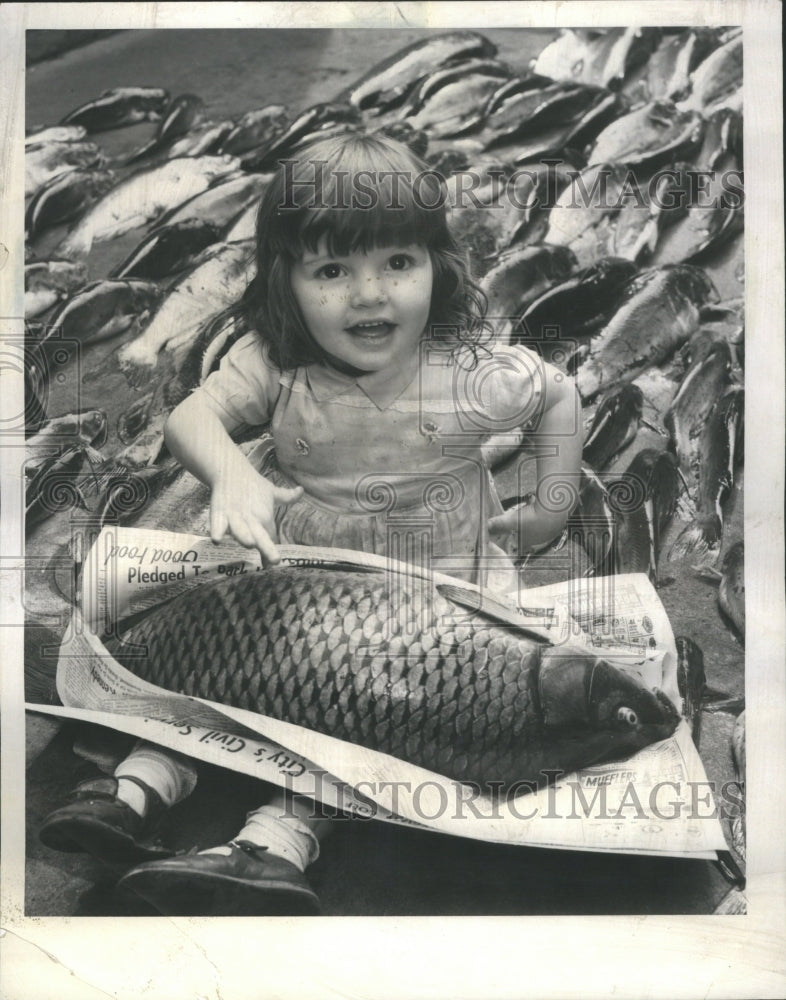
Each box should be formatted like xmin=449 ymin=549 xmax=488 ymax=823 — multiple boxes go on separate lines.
xmin=29 ymin=526 xmax=728 ymax=858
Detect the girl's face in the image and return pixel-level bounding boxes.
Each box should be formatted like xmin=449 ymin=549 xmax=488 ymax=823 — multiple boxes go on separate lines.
xmin=290 ymin=239 xmax=433 ymax=376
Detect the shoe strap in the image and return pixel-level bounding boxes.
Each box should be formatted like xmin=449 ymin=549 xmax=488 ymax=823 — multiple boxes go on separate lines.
xmin=229 ymin=840 xmax=271 ymax=861
xmin=70 ymin=775 xmax=165 ymax=822
xmin=115 ymin=774 xmax=167 ymax=822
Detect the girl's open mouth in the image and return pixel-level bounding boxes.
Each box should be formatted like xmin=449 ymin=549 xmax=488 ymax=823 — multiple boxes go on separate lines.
xmin=346 ymin=321 xmax=395 ymax=340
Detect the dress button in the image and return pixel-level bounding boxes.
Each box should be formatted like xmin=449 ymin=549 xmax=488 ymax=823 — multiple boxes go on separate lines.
xmin=295 ymin=438 xmax=310 ymax=455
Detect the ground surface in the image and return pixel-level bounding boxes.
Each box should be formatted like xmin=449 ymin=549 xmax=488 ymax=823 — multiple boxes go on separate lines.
xmin=22 ymin=27 xmax=745 ymax=917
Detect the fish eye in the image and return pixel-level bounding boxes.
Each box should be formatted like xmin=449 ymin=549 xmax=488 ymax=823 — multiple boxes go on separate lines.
xmin=616 ymin=706 xmax=638 ymax=726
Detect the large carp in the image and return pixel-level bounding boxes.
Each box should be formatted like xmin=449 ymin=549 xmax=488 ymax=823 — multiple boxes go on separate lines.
xmin=108 ymin=565 xmax=679 ymax=792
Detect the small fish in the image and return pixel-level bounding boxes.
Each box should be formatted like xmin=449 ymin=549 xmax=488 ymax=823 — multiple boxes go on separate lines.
xmin=650 ymin=196 xmax=743 ymax=266
xmin=483 ymin=159 xmax=578 ymax=250
xmin=583 ymin=384 xmax=644 ymax=470
xmin=480 ymin=83 xmax=606 ymax=149
xmin=665 ymin=340 xmax=733 ymax=484
xmin=573 ymin=265 xmax=718 ymax=401
xmin=480 ymin=244 xmax=578 ymax=343
xmin=26 ymin=409 xmax=108 ymax=457
xmin=56 ymin=155 xmax=240 ymax=257
xmin=42 ymin=279 xmax=163 ymax=348
xmin=406 ymin=58 xmax=510 ymax=107
xmin=697 ymin=542 xmax=745 ymax=639
xmin=157 ymin=172 xmax=271 ymax=230
xmin=163 ymin=311 xmax=247 ymax=409
xmin=519 ymin=257 xmax=638 ymax=342
xmin=60 ymin=86 xmax=170 ymax=132
xmin=167 ymin=120 xmax=235 ymax=158
xmin=693 ymin=108 xmax=743 ymax=172
xmin=117 ymin=390 xmax=158 ymax=445
xmin=218 ymin=105 xmax=289 ymax=155
xmin=565 ymin=467 xmax=617 ymax=575
xmin=609 ymin=448 xmax=680 ymax=581
xmin=25 ymin=140 xmax=107 ymax=197
xmin=239 ymin=103 xmax=361 ymax=172
xmin=675 ymin=636 xmax=706 ymax=746
xmin=125 ymin=94 xmax=206 ymax=164
xmin=24 ymin=260 xmax=88 ymax=319
xmin=343 ymin=32 xmax=497 ymax=111
xmin=25 ymin=124 xmax=88 ymax=145
xmin=452 ymin=161 xmax=575 ymax=270
xmin=643 ymin=29 xmax=721 ymax=102
xmin=26 ymin=444 xmax=102 ymax=530
xmin=107 ymin=560 xmax=680 ymax=792
xmin=92 ymin=463 xmax=175 ymax=529
xmin=25 ymin=168 xmax=116 ymax=240
xmin=588 ymin=101 xmax=704 ymax=168
xmin=482 ymin=73 xmax=556 ymax=117
xmin=543 ymin=163 xmax=630 ymax=251
xmin=111 ymin=220 xmax=223 ymax=280
xmin=532 ymin=27 xmax=661 ymax=89
xmin=670 ymin=386 xmax=743 ymax=560
xmin=555 ymin=91 xmax=624 ymax=155
xmin=678 ymin=33 xmax=742 ymax=115
xmin=406 ymin=71 xmax=511 ymax=139
xmin=114 ymin=241 xmax=256 ymax=382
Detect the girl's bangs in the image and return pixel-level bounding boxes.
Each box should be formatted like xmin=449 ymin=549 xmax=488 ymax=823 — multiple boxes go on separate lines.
xmin=297 ymin=191 xmax=447 ymax=258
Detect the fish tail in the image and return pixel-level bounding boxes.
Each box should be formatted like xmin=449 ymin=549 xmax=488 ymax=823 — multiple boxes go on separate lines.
xmin=669 ymin=515 xmax=722 ymax=560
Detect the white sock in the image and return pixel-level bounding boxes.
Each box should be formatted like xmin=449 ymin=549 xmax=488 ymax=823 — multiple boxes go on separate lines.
xmin=201 ymin=805 xmax=320 ymax=871
xmin=114 ymin=744 xmax=198 ymax=816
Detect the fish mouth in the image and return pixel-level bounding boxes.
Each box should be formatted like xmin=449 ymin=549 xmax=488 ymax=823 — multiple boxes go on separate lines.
xmin=345 ymin=320 xmax=395 ymax=342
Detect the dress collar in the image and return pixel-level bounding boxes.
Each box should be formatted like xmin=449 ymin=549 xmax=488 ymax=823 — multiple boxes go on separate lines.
xmin=304 ymin=355 xmax=421 ymax=411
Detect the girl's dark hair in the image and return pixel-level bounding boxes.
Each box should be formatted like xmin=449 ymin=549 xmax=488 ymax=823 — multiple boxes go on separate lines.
xmin=237 ymin=130 xmax=489 ymax=370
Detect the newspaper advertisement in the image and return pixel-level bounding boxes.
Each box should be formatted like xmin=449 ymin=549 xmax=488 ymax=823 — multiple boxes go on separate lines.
xmin=28 ymin=526 xmax=728 ymax=858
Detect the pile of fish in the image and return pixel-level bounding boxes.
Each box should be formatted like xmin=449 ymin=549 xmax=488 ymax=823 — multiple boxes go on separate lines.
xmin=25 ymin=28 xmax=745 ymax=655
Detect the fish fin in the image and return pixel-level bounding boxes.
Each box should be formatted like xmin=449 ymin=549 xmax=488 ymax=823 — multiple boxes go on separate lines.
xmin=582 ymin=406 xmax=614 ymax=450
xmin=669 ymin=515 xmax=722 ymax=560
xmin=436 ymin=582 xmax=548 ymax=639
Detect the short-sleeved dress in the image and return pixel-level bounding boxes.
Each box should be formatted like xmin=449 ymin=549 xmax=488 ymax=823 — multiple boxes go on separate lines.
xmin=199 ymin=332 xmax=545 ymax=592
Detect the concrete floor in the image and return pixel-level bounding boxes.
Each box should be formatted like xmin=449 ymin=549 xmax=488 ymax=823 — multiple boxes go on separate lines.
xmin=22 ymin=27 xmax=745 ymax=917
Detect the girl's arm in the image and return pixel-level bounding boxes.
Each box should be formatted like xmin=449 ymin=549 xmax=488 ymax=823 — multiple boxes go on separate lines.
xmin=164 ymin=391 xmax=302 ymax=565
xmin=488 ymin=365 xmax=583 ymax=553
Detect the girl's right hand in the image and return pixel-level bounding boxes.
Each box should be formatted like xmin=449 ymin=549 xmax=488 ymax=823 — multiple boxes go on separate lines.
xmin=210 ymin=469 xmax=303 ymax=566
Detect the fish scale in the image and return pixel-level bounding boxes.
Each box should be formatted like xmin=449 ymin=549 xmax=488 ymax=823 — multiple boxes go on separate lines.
xmin=108 ymin=565 xmax=679 ymax=790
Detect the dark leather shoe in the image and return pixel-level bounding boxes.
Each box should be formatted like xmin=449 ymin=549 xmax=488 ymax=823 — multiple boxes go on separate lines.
xmin=117 ymin=841 xmax=321 ymax=916
xmin=38 ymin=775 xmax=172 ymax=864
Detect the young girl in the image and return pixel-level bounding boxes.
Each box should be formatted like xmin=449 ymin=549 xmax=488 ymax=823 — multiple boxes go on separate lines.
xmin=40 ymin=132 xmax=582 ymax=915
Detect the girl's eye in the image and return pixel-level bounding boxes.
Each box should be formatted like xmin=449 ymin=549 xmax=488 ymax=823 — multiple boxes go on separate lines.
xmin=316 ymin=263 xmax=345 ymax=280
xmin=388 ymin=254 xmax=413 ymax=271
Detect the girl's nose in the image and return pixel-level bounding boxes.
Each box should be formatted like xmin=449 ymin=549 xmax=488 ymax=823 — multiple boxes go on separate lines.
xmin=350 ymin=271 xmax=388 ymax=307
